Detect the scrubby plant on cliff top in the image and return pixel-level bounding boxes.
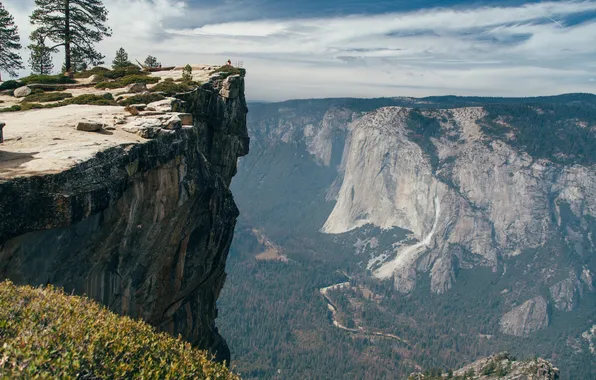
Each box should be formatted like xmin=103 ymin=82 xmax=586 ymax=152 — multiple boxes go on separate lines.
xmin=0 ymin=280 xmax=239 ymax=379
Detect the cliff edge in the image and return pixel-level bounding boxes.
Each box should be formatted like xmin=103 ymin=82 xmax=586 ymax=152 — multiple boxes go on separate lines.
xmin=0 ymin=65 xmax=248 ymax=363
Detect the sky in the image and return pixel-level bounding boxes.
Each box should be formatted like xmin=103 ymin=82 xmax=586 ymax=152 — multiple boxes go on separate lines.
xmin=2 ymin=0 xmax=596 ymax=101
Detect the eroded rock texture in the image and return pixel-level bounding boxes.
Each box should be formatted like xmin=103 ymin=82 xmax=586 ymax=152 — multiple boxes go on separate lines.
xmin=0 ymin=75 xmax=248 ymax=363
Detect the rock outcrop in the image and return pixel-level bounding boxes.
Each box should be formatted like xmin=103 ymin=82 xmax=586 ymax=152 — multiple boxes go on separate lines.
xmin=0 ymin=73 xmax=248 ymax=363
xmin=499 ymin=296 xmax=549 ymax=337
xmin=410 ymin=352 xmax=559 ymax=379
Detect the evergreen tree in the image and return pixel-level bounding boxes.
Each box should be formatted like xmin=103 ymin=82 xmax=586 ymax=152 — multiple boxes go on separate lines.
xmin=28 ymin=36 xmax=56 ymax=75
xmin=144 ymin=55 xmax=160 ymax=69
xmin=0 ymin=2 xmax=24 ymax=78
xmin=182 ymin=64 xmax=192 ymax=81
xmin=112 ymin=47 xmax=131 ymax=69
xmin=29 ymin=0 xmax=112 ymax=76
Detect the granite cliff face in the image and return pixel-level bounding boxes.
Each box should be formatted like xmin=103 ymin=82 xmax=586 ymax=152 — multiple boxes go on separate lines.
xmin=0 ymin=74 xmax=248 ymax=363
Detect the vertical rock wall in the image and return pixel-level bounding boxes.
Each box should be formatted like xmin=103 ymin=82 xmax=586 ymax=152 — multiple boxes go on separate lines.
xmin=0 ymin=74 xmax=249 ymax=363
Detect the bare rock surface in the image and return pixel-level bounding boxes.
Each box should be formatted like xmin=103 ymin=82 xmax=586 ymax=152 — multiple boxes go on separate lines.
xmin=0 ymin=66 xmax=249 ymax=364
xmin=500 ymin=296 xmax=549 ymax=337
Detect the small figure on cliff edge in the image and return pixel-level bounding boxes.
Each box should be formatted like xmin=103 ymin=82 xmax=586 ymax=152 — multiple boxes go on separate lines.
xmin=227 ymin=59 xmax=232 ymax=66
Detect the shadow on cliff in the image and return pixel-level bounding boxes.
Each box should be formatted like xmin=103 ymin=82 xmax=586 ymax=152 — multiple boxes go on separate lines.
xmin=0 ymin=151 xmax=39 ymax=171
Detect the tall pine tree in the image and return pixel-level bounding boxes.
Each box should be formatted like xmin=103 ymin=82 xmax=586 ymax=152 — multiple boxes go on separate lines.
xmin=0 ymin=2 xmax=24 ymax=78
xmin=30 ymin=0 xmax=112 ymax=76
xmin=28 ymin=36 xmax=56 ymax=75
xmin=144 ymin=55 xmax=160 ymax=69
xmin=112 ymin=47 xmax=131 ymax=69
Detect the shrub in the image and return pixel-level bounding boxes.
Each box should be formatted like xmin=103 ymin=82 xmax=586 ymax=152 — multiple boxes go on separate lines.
xmin=74 ymin=66 xmax=110 ymax=79
xmin=213 ymin=65 xmax=246 ymax=78
xmin=63 ymin=93 xmax=117 ymax=106
xmin=0 ymin=105 xmax=22 ymax=112
xmin=19 ymin=74 xmax=76 ymax=85
xmin=182 ymin=64 xmax=193 ymax=81
xmin=0 ymin=80 xmax=24 ymax=91
xmin=100 ymin=65 xmax=143 ymax=79
xmin=95 ymin=75 xmax=160 ymax=89
xmin=150 ymin=78 xmax=200 ymax=96
xmin=118 ymin=93 xmax=165 ymax=106
xmin=23 ymin=91 xmax=74 ymax=103
xmin=0 ymin=280 xmax=239 ymax=379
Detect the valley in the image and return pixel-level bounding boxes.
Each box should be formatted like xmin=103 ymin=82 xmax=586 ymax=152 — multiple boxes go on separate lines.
xmin=218 ymin=94 xmax=596 ymax=379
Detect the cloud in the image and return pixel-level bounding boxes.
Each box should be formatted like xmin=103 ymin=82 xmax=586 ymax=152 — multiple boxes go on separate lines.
xmin=1 ymin=0 xmax=595 ymax=101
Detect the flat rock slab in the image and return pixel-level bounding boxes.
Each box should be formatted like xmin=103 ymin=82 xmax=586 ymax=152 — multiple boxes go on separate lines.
xmin=0 ymin=105 xmax=144 ymax=179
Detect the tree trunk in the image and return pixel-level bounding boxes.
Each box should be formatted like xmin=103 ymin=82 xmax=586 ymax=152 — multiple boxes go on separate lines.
xmin=64 ymin=0 xmax=72 ymax=77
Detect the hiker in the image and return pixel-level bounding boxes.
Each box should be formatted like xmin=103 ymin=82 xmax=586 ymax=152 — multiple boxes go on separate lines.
xmin=227 ymin=59 xmax=232 ymax=66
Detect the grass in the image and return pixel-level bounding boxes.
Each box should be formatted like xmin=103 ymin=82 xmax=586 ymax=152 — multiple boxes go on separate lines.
xmin=23 ymin=91 xmax=73 ymax=103
xmin=213 ymin=65 xmax=246 ymax=78
xmin=150 ymin=78 xmax=201 ymax=96
xmin=0 ymin=280 xmax=239 ymax=379
xmin=118 ymin=93 xmax=165 ymax=106
xmin=96 ymin=75 xmax=160 ymax=89
xmin=19 ymin=74 xmax=76 ymax=85
xmin=0 ymin=94 xmax=117 ymax=112
xmin=73 ymin=66 xmax=111 ymax=79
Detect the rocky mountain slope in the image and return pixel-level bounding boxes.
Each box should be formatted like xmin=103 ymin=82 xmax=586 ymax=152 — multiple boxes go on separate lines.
xmin=219 ymin=94 xmax=596 ymax=379
xmin=410 ymin=352 xmax=559 ymax=380
xmin=0 ymin=67 xmax=248 ymax=363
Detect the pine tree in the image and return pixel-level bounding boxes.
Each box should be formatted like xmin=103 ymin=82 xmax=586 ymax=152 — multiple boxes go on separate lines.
xmin=144 ymin=55 xmax=160 ymax=69
xmin=28 ymin=36 xmax=56 ymax=75
xmin=0 ymin=2 xmax=24 ymax=78
xmin=182 ymin=64 xmax=192 ymax=81
xmin=112 ymin=47 xmax=131 ymax=69
xmin=29 ymin=0 xmax=112 ymax=76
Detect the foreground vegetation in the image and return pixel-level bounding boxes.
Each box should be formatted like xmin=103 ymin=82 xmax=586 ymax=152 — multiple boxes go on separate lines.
xmin=0 ymin=280 xmax=238 ymax=379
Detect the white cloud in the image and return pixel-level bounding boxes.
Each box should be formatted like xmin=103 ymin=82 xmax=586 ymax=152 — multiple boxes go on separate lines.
xmin=2 ymin=0 xmax=595 ymax=100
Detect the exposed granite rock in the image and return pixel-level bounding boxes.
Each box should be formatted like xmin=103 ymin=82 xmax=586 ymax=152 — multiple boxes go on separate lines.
xmin=0 ymin=73 xmax=249 ymax=363
xmin=13 ymin=86 xmax=31 ymax=98
xmin=549 ymin=271 xmax=582 ymax=311
xmin=76 ymin=120 xmax=104 ymax=132
xmin=500 ymin=296 xmax=549 ymax=337
xmin=125 ymin=83 xmax=148 ymax=93
xmin=410 ymin=352 xmax=559 ymax=379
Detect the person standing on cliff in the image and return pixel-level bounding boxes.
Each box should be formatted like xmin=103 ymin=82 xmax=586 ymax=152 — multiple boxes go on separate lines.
xmin=227 ymin=59 xmax=232 ymax=66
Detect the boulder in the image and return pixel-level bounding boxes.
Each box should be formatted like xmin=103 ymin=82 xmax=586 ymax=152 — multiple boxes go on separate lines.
xmin=13 ymin=86 xmax=32 ymax=98
xmin=165 ymin=116 xmax=182 ymax=130
xmin=130 ymin=104 xmax=147 ymax=111
xmin=76 ymin=120 xmax=103 ymax=132
xmin=125 ymin=83 xmax=147 ymax=93
xmin=137 ymin=126 xmax=161 ymax=139
xmin=147 ymin=98 xmax=174 ymax=112
xmin=178 ymin=113 xmax=193 ymax=125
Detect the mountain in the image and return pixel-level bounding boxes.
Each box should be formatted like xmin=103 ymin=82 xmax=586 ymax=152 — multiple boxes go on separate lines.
xmin=218 ymin=94 xmax=596 ymax=379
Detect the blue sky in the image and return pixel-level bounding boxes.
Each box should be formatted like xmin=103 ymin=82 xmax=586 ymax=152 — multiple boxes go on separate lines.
xmin=3 ymin=0 xmax=596 ymax=101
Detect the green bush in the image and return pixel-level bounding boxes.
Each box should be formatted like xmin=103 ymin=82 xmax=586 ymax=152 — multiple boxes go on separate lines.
xmin=19 ymin=74 xmax=76 ymax=85
xmin=23 ymin=91 xmax=74 ymax=103
xmin=0 ymin=105 xmax=22 ymax=112
xmin=150 ymin=78 xmax=200 ymax=96
xmin=213 ymin=65 xmax=246 ymax=78
xmin=100 ymin=65 xmax=143 ymax=79
xmin=74 ymin=66 xmax=110 ymax=78
xmin=0 ymin=280 xmax=238 ymax=379
xmin=182 ymin=64 xmax=193 ymax=82
xmin=95 ymin=75 xmax=160 ymax=89
xmin=0 ymin=80 xmax=24 ymax=91
xmin=118 ymin=93 xmax=165 ymax=106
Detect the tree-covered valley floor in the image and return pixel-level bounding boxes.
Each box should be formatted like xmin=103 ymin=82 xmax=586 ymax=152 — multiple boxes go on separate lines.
xmin=219 ymin=210 xmax=596 ymax=380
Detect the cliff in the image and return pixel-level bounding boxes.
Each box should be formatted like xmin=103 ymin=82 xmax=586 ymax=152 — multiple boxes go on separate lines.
xmin=0 ymin=66 xmax=248 ymax=363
